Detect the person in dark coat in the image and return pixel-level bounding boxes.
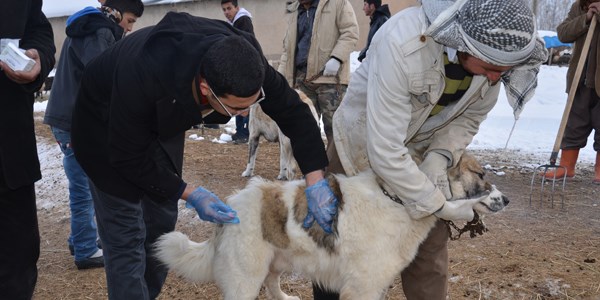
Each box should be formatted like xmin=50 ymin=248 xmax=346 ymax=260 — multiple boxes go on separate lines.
xmin=43 ymin=0 xmax=144 ymax=270
xmin=221 ymin=0 xmax=255 ymax=143
xmin=357 ymin=0 xmax=390 ymax=62
xmin=0 ymin=1 xmax=56 ymax=299
xmin=221 ymin=0 xmax=254 ymax=34
xmin=71 ymin=12 xmax=338 ymax=299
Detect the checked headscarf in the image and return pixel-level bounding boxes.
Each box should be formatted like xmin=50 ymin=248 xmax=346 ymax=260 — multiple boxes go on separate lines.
xmin=422 ymin=0 xmax=548 ymax=119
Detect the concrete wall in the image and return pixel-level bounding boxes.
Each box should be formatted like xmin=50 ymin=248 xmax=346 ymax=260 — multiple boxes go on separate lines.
xmin=49 ymin=0 xmax=404 ymax=62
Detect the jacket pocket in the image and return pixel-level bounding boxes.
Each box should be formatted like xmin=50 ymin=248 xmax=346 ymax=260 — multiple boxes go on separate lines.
xmin=407 ymin=69 xmax=444 ymax=111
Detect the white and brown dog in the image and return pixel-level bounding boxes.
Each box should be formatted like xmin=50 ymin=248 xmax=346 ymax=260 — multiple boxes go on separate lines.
xmin=156 ymin=153 xmax=508 ymax=300
xmin=241 ymin=90 xmax=319 ymax=181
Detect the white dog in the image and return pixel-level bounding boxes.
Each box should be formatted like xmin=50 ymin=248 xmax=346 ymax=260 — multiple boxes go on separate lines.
xmin=241 ymin=90 xmax=319 ymax=180
xmin=156 ymin=153 xmax=508 ymax=300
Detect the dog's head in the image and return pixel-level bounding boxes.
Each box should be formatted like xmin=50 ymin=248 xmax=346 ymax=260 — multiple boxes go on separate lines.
xmin=447 ymin=153 xmax=509 ymax=215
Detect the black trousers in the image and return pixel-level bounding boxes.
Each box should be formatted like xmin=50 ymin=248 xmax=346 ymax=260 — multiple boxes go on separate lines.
xmin=89 ymin=138 xmax=181 ymax=300
xmin=91 ymin=183 xmax=178 ymax=300
xmin=0 ymin=171 xmax=39 ymax=300
xmin=562 ymin=83 xmax=600 ymax=151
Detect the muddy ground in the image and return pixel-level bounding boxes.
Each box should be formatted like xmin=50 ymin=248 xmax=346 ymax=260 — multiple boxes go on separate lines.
xmin=31 ymin=113 xmax=600 ymax=299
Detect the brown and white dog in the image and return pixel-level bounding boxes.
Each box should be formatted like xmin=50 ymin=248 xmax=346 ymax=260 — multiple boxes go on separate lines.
xmin=241 ymin=90 xmax=319 ymax=180
xmin=155 ymin=153 xmax=508 ymax=300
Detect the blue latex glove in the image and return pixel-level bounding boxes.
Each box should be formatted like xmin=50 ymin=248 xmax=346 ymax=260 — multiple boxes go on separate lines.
xmin=185 ymin=186 xmax=240 ymax=224
xmin=303 ymin=179 xmax=338 ymax=233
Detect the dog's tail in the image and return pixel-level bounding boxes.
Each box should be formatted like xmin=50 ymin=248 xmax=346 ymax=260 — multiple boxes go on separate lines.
xmin=154 ymin=231 xmax=214 ymax=283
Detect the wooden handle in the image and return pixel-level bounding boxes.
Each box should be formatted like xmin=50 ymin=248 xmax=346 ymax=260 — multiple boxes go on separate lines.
xmin=549 ymin=14 xmax=597 ymax=165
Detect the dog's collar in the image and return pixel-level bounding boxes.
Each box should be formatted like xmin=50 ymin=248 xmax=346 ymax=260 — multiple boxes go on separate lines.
xmin=380 ymin=186 xmax=404 ymax=206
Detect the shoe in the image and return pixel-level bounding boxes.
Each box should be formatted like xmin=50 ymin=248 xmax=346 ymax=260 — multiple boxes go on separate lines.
xmin=541 ymin=149 xmax=579 ymax=179
xmin=232 ymin=133 xmax=249 ymax=144
xmin=233 ymin=136 xmax=248 ymax=144
xmin=69 ymin=240 xmax=102 ymax=256
xmin=75 ymin=250 xmax=104 ymax=270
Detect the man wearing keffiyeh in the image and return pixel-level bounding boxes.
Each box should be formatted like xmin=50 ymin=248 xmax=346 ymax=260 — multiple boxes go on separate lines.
xmin=313 ymin=0 xmax=547 ymax=299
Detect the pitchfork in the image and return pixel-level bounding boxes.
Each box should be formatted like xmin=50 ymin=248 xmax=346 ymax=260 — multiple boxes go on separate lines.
xmin=529 ymin=15 xmax=597 ymax=208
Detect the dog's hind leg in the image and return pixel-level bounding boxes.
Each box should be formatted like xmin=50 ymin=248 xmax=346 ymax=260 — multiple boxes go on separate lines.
xmin=277 ymin=133 xmax=296 ymax=181
xmin=219 ymin=272 xmax=264 ymax=300
xmin=264 ymin=270 xmax=299 ymax=300
xmin=242 ymin=135 xmax=261 ymax=177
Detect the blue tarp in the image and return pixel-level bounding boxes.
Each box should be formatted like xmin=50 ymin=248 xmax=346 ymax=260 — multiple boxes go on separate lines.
xmin=543 ymin=36 xmax=572 ymax=48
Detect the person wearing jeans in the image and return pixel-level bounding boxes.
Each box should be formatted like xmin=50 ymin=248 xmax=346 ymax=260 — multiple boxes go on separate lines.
xmin=43 ymin=0 xmax=145 ymax=269
xmin=51 ymin=127 xmax=103 ymax=269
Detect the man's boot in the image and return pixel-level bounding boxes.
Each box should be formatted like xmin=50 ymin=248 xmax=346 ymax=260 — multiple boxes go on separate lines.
xmin=542 ymin=149 xmax=579 ymax=179
xmin=594 ymin=152 xmax=600 ymax=184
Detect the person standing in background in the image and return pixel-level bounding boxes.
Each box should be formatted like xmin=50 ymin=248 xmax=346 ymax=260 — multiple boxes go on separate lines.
xmin=545 ymin=0 xmax=600 ymax=184
xmin=357 ymin=0 xmax=390 ymax=62
xmin=278 ymin=0 xmax=359 ymax=146
xmin=43 ymin=0 xmax=144 ymax=270
xmin=221 ymin=0 xmax=254 ymax=144
xmin=0 ymin=1 xmax=56 ymax=299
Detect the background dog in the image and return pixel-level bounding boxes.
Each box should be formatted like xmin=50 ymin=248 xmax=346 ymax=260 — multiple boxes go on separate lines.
xmin=241 ymin=90 xmax=319 ymax=180
xmin=156 ymin=153 xmax=509 ymax=300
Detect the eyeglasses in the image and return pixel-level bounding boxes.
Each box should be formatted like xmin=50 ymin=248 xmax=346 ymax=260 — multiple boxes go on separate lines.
xmin=208 ymin=86 xmax=265 ymax=117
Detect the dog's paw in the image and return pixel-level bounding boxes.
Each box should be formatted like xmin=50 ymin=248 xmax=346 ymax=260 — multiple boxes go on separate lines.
xmin=242 ymin=169 xmax=254 ymax=177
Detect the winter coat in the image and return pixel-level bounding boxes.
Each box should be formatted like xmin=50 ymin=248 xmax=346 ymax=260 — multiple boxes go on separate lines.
xmin=71 ymin=12 xmax=327 ymax=202
xmin=0 ymin=0 xmax=55 ymax=189
xmin=332 ymin=6 xmax=500 ymax=219
xmin=231 ymin=8 xmax=254 ymax=34
xmin=557 ymin=1 xmax=600 ymax=96
xmin=44 ymin=7 xmax=123 ymax=131
xmin=278 ymin=0 xmax=359 ymax=85
xmin=358 ymin=4 xmax=390 ymax=62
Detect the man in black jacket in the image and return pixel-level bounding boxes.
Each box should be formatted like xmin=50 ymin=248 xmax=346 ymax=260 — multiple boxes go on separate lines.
xmin=221 ymin=0 xmax=254 ymax=143
xmin=43 ymin=0 xmax=144 ymax=270
xmin=71 ymin=12 xmax=338 ymax=299
xmin=0 ymin=1 xmax=55 ymax=299
xmin=357 ymin=0 xmax=390 ymax=62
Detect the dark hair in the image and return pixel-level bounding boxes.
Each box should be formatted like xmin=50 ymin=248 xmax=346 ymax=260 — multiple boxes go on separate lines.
xmin=105 ymin=0 xmax=144 ymax=17
xmin=365 ymin=0 xmax=382 ymax=8
xmin=199 ymin=35 xmax=264 ymax=98
xmin=221 ymin=0 xmax=238 ymax=7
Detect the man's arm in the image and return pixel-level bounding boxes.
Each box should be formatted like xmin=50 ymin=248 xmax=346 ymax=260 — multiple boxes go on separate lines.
xmin=329 ymin=0 xmax=359 ymax=62
xmin=557 ymin=3 xmax=589 ymax=43
xmin=365 ymin=38 xmax=446 ymax=220
xmin=14 ymin=1 xmax=55 ymax=90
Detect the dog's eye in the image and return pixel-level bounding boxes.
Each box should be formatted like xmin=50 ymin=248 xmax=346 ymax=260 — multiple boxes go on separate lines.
xmin=477 ymin=172 xmax=484 ymax=180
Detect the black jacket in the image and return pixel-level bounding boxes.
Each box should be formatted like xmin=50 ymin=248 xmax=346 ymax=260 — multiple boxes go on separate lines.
xmin=233 ymin=15 xmax=254 ymax=35
xmin=44 ymin=7 xmax=123 ymax=131
xmin=71 ymin=12 xmax=327 ymax=202
xmin=0 ymin=0 xmax=56 ymax=189
xmin=358 ymin=4 xmax=390 ymax=62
